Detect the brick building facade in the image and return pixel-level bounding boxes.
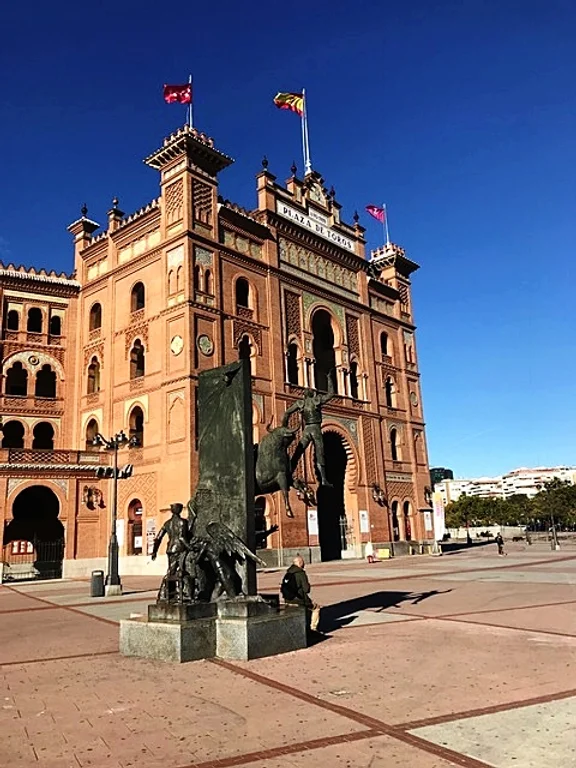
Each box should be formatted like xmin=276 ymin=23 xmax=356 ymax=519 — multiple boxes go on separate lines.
xmin=1 ymin=124 xmax=433 ymax=577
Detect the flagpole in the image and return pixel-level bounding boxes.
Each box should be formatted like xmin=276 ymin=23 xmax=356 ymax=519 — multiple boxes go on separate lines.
xmin=383 ymin=203 xmax=390 ymax=245
xmin=188 ymin=74 xmax=194 ymax=128
xmin=302 ymin=88 xmax=312 ymax=175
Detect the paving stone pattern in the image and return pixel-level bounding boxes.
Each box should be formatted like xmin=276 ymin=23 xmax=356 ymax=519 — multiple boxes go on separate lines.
xmin=1 ymin=541 xmax=575 ymax=767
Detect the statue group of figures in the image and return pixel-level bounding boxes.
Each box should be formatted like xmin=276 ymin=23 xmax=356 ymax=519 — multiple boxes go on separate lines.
xmin=255 ymin=376 xmax=335 ymax=518
xmin=153 ymin=378 xmax=335 ymax=604
xmin=152 ymin=501 xmax=267 ymax=603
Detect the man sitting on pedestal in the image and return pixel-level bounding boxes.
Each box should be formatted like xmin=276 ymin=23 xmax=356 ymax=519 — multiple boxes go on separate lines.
xmin=281 ymin=555 xmax=321 ymax=633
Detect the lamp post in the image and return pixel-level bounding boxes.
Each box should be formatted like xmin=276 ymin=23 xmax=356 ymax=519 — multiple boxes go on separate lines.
xmin=92 ymin=430 xmax=138 ymax=596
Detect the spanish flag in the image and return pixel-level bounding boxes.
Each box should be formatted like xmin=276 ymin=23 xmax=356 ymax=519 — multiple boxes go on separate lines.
xmin=273 ymin=92 xmax=304 ymax=117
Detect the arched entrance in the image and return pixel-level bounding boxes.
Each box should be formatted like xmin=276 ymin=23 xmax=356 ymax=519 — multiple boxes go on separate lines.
xmin=4 ymin=485 xmax=64 ymax=579
xmin=3 ymin=486 xmax=64 ymax=580
xmin=316 ymin=432 xmax=348 ymax=561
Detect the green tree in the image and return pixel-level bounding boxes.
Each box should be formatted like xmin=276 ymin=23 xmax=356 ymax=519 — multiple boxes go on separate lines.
xmin=532 ymin=480 xmax=576 ymax=529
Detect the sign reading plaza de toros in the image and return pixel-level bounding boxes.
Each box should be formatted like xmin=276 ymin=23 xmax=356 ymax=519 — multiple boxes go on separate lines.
xmin=276 ymin=201 xmax=355 ymax=252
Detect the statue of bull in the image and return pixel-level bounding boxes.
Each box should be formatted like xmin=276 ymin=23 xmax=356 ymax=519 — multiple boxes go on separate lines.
xmin=254 ymin=420 xmax=315 ymax=518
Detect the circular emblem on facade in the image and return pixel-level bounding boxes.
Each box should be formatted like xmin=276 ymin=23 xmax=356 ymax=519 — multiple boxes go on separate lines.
xmin=28 ymin=355 xmax=40 ymax=366
xmin=170 ymin=335 xmax=184 ymax=356
xmin=410 ymin=391 xmax=419 ymax=407
xmin=197 ymin=334 xmax=214 ymax=356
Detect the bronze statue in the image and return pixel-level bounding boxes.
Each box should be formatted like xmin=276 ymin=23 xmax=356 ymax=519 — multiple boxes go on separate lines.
xmin=151 ymin=502 xmax=197 ymax=602
xmin=153 ymin=499 xmax=267 ymax=604
xmin=254 ymin=417 xmax=317 ymax=518
xmin=284 ymin=373 xmax=336 ymax=487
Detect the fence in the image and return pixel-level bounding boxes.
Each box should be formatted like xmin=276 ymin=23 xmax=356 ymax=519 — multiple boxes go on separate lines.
xmin=1 ymin=538 xmax=65 ymax=582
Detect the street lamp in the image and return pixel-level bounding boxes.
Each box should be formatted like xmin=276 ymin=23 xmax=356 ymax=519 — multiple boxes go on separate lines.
xmin=92 ymin=430 xmax=139 ymax=596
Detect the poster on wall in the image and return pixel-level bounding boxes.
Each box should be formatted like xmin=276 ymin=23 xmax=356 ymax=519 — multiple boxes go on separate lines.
xmin=423 ymin=510 xmax=433 ymax=532
xmin=307 ymin=509 xmax=318 ymax=536
xmin=146 ymin=519 xmax=156 ymax=555
xmin=359 ymin=510 xmax=370 ymax=534
xmin=432 ymin=492 xmax=445 ymax=540
xmin=116 ymin=519 xmax=125 ymax=548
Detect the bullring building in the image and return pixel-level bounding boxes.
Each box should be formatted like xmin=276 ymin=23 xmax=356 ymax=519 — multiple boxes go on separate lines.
xmin=0 ymin=124 xmax=433 ymax=579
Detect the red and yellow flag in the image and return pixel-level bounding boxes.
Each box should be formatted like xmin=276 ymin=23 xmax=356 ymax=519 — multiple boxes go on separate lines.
xmin=273 ymin=92 xmax=304 ymax=117
xmin=163 ymin=83 xmax=192 ymax=104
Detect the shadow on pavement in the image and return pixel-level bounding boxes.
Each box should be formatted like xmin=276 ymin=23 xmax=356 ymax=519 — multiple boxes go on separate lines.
xmin=440 ymin=540 xmax=494 ymax=555
xmin=321 ymin=589 xmax=453 ymax=632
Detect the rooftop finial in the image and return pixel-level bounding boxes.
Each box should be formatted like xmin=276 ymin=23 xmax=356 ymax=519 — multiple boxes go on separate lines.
xmin=329 ymin=185 xmax=336 ymax=198
xmin=262 ymin=155 xmax=269 ymax=170
xmin=291 ymin=161 xmax=297 ymax=176
xmin=112 ymin=197 xmax=119 ymax=209
xmin=353 ymin=210 xmax=359 ymax=223
xmin=81 ymin=203 xmax=88 ymax=217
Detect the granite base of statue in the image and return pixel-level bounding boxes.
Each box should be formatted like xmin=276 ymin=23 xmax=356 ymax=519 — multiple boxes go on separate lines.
xmin=119 ymin=360 xmax=307 ymax=663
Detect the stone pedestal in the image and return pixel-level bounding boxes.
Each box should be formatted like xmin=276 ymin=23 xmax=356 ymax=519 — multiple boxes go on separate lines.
xmin=120 ymin=615 xmax=217 ymax=663
xmin=119 ymin=597 xmax=307 ymax=663
xmin=217 ymin=605 xmax=307 ymax=661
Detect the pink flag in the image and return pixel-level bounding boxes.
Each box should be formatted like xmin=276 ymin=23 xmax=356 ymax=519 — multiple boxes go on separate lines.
xmin=366 ymin=204 xmax=386 ymax=223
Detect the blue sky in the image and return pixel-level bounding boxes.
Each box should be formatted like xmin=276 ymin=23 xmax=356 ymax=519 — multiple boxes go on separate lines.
xmin=1 ymin=0 xmax=575 ymax=477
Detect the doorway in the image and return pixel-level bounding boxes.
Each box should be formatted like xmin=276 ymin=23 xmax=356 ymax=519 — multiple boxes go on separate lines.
xmin=3 ymin=486 xmax=64 ymax=580
xmin=316 ymin=431 xmax=348 ymax=561
xmin=127 ymin=499 xmax=143 ymax=555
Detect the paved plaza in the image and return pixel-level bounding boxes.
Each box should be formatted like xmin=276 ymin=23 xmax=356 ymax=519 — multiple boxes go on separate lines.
xmin=1 ymin=542 xmax=575 ymax=768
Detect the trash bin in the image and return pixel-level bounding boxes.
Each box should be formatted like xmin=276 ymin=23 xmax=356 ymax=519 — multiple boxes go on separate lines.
xmin=90 ymin=570 xmax=105 ymax=597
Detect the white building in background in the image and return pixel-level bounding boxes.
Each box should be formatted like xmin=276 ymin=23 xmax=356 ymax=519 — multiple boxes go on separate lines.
xmin=435 ymin=466 xmax=576 ymax=504
xmin=434 ymin=477 xmax=502 ymax=505
xmin=501 ymin=467 xmax=576 ymax=498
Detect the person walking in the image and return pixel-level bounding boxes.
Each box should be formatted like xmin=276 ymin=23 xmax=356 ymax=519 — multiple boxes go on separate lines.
xmin=495 ymin=532 xmax=506 ymax=556
xmin=281 ymin=555 xmax=321 ymax=633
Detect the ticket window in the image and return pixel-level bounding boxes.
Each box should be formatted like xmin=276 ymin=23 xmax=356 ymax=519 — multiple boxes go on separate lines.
xmin=128 ymin=500 xmax=143 ymax=555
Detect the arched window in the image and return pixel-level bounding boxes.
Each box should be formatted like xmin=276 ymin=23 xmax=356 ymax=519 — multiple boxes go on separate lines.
xmin=176 ymin=265 xmax=183 ymax=292
xmin=87 ymin=356 xmax=100 ymax=394
xmin=168 ymin=269 xmax=175 ymax=295
xmin=49 ymin=315 xmax=61 ymax=336
xmin=27 ymin=307 xmax=43 ymax=333
xmin=403 ymin=501 xmax=412 ymax=541
xmin=235 ymin=277 xmax=250 ymax=309
xmin=350 ymin=361 xmax=359 ymax=400
xmin=380 ymin=331 xmax=389 ymax=359
xmin=35 ymin=365 xmax=56 ymax=398
xmin=1 ymin=420 xmax=25 ymax=448
xmin=131 ymin=282 xmax=145 ymax=312
xmin=385 ymin=377 xmax=395 ymax=408
xmin=129 ymin=406 xmax=144 ymax=447
xmin=238 ymin=334 xmax=252 ymax=361
xmin=390 ymin=428 xmax=399 ymax=461
xmin=204 ymin=269 xmax=213 ymax=295
xmin=194 ymin=265 xmax=201 ymax=291
xmin=130 ymin=339 xmax=145 ymax=379
xmin=6 ymin=310 xmax=19 ymax=331
xmin=5 ymin=362 xmax=28 ymax=396
xmin=312 ymin=309 xmax=337 ymax=392
xmin=89 ymin=303 xmax=102 ymax=331
xmin=85 ymin=418 xmax=99 ymax=450
xmin=127 ymin=499 xmax=143 ymax=555
xmin=287 ymin=343 xmax=299 ymax=385
xmin=32 ymin=422 xmax=54 ymax=450
xmin=391 ymin=500 xmax=400 ymax=542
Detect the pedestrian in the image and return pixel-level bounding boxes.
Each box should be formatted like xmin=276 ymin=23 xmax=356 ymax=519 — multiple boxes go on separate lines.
xmin=281 ymin=555 xmax=321 ymax=633
xmin=495 ymin=532 xmax=506 ymax=556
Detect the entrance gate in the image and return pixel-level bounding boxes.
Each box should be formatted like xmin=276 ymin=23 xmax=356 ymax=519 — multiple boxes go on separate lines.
xmin=2 ymin=485 xmax=65 ymax=582
xmin=2 ymin=538 xmax=65 ymax=582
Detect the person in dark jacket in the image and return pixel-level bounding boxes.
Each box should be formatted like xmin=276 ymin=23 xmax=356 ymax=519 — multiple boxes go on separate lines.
xmin=495 ymin=533 xmax=506 ymax=556
xmin=281 ymin=555 xmax=321 ymax=632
